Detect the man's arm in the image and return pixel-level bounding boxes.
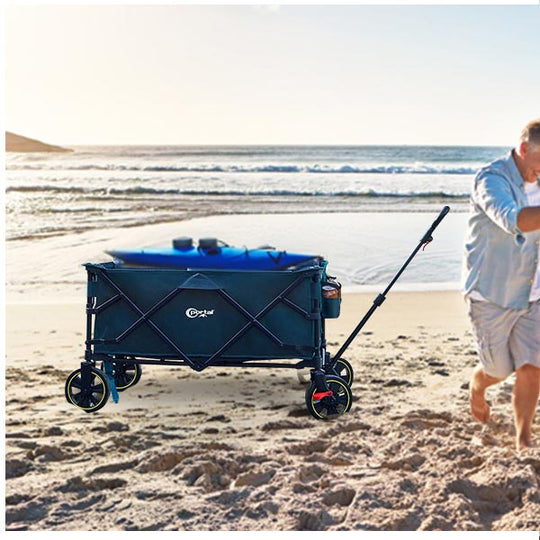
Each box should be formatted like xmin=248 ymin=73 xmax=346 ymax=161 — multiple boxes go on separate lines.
xmin=474 ymin=174 xmax=522 ymax=236
xmin=517 ymin=206 xmax=540 ymax=232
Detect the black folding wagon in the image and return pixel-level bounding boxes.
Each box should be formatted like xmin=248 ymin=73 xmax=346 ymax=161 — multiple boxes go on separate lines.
xmin=65 ymin=207 xmax=449 ymax=419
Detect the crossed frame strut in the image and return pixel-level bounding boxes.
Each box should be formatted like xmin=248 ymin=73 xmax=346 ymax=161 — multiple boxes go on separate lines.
xmin=88 ymin=268 xmax=319 ymax=372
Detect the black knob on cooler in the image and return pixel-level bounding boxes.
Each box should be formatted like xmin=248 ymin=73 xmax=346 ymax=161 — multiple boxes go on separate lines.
xmin=172 ymin=237 xmax=193 ymax=249
xmin=198 ymin=238 xmax=218 ymax=250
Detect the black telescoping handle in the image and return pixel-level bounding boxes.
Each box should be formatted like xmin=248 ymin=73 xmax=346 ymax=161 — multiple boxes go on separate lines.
xmin=420 ymin=205 xmax=450 ymax=244
xmin=332 ymin=206 xmax=450 ymax=363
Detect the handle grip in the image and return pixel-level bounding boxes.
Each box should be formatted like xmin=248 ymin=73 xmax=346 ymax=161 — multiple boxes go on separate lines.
xmin=421 ymin=205 xmax=450 ymax=243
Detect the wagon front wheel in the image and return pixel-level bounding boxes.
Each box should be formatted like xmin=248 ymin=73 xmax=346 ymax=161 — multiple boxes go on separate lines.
xmin=305 ymin=375 xmax=352 ymax=420
xmin=65 ymin=365 xmax=110 ymax=413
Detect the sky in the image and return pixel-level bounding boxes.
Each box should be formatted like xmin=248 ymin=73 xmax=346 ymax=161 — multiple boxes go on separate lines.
xmin=4 ymin=4 xmax=540 ymax=146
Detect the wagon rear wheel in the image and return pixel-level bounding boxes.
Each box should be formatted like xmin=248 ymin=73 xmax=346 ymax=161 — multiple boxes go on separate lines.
xmin=305 ymin=375 xmax=352 ymax=420
xmin=326 ymin=357 xmax=354 ymax=386
xmin=65 ymin=366 xmax=110 ymax=413
xmin=101 ymin=361 xmax=142 ymax=392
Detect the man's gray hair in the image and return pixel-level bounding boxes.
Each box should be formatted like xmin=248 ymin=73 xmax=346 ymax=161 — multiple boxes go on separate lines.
xmin=520 ymin=119 xmax=540 ymax=145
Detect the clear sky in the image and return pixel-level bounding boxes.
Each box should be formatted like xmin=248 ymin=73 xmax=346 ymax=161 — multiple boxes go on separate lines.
xmin=5 ymin=4 xmax=540 ymax=146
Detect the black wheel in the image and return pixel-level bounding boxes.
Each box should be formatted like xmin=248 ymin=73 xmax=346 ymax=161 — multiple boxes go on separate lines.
xmin=326 ymin=357 xmax=354 ymax=386
xmin=305 ymin=375 xmax=352 ymax=420
xmin=101 ymin=361 xmax=142 ymax=392
xmin=65 ymin=366 xmax=110 ymax=413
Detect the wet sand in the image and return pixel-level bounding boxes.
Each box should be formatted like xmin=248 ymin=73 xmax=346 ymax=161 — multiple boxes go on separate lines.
xmin=5 ymin=290 xmax=540 ymax=531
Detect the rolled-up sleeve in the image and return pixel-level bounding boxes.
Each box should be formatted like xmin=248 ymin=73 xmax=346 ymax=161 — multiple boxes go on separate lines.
xmin=474 ymin=173 xmax=524 ymax=242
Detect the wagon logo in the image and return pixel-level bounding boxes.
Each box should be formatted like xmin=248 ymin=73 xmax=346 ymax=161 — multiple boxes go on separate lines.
xmin=185 ymin=308 xmax=215 ymax=319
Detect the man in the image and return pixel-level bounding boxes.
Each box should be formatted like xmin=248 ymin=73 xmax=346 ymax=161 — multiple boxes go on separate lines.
xmin=463 ymin=118 xmax=540 ymax=452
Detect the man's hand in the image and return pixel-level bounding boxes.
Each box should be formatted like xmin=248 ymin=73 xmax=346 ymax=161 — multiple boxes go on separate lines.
xmin=517 ymin=206 xmax=540 ymax=233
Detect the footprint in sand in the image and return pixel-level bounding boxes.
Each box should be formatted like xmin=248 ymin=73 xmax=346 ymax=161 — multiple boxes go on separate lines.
xmin=287 ymin=408 xmax=308 ymax=418
xmin=233 ymin=469 xmax=276 ymax=488
xmin=90 ymin=421 xmax=130 ymax=434
xmin=205 ymin=414 xmax=231 ymax=423
xmin=296 ymin=464 xmax=325 ymax=484
xmin=59 ymin=475 xmax=128 ymax=493
xmin=261 ymin=420 xmax=310 ymax=431
xmin=177 ymin=509 xmax=197 ymax=520
xmin=135 ymin=451 xmax=192 ymax=473
xmin=381 ymin=453 xmax=426 ymax=471
xmin=179 ymin=460 xmax=234 ymax=491
xmin=288 ymin=439 xmax=331 ymax=455
xmin=6 ymin=493 xmax=34 ymax=506
xmin=383 ymin=378 xmax=414 ymax=387
xmin=91 ymin=459 xmax=139 ymax=475
xmin=28 ymin=444 xmax=72 ymax=463
xmin=56 ymin=493 xmax=105 ymax=513
xmin=322 ymin=487 xmax=356 ymax=507
xmin=297 ymin=508 xmax=337 ymax=531
xmin=6 ymin=500 xmax=49 ymax=525
xmin=293 ymin=482 xmax=317 ymax=494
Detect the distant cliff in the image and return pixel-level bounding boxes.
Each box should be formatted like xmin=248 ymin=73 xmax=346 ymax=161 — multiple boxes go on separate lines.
xmin=6 ymin=132 xmax=72 ymax=152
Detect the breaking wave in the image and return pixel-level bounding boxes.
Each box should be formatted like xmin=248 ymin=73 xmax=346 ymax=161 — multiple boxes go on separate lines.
xmin=6 ymin=184 xmax=468 ymax=198
xmin=7 ymin=163 xmax=478 ymax=175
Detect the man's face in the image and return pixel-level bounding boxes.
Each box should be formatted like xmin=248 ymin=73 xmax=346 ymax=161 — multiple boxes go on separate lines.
xmin=520 ymin=141 xmax=540 ymax=183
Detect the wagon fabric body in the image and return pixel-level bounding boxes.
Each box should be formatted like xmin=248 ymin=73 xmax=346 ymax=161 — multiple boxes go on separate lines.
xmin=87 ymin=261 xmax=325 ymax=369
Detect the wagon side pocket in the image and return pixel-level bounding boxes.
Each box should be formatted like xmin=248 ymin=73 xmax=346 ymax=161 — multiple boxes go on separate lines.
xmin=322 ymin=279 xmax=341 ymax=319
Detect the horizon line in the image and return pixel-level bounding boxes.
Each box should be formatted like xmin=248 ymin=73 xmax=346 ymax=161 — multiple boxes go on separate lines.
xmin=4 ymin=131 xmax=513 ymax=149
xmin=58 ymin=142 xmax=513 ymax=148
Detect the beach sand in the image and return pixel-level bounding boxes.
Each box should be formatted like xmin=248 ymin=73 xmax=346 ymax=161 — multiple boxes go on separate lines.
xmin=5 ymin=287 xmax=540 ymax=531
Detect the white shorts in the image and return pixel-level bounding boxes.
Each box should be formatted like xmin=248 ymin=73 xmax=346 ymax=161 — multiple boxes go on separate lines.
xmin=467 ymin=298 xmax=540 ymax=379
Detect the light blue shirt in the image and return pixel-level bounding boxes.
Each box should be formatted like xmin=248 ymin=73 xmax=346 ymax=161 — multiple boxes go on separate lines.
xmin=462 ymin=151 xmax=540 ymax=309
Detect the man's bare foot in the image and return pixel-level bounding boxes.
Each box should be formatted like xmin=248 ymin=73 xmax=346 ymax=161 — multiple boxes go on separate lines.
xmin=470 ymin=383 xmax=490 ymax=423
xmin=516 ymin=436 xmax=536 ymax=453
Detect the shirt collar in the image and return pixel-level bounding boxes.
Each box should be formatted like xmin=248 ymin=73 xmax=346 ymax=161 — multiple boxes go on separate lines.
xmin=507 ymin=150 xmax=525 ymax=187
xmin=508 ymin=149 xmax=540 ymax=188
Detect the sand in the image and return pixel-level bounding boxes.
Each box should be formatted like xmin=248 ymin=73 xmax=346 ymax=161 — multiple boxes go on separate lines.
xmin=5 ymin=287 xmax=540 ymax=531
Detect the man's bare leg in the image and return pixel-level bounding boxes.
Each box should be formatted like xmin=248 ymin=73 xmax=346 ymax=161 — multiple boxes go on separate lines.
xmin=469 ymin=365 xmax=504 ymax=423
xmin=513 ymin=364 xmax=540 ymax=452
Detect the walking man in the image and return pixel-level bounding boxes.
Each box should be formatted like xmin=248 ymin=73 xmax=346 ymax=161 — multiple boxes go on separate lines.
xmin=463 ymin=118 xmax=540 ymax=452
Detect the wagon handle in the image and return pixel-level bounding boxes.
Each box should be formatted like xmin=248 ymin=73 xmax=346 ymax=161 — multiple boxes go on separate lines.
xmin=332 ymin=206 xmax=450 ymax=363
xmin=420 ymin=204 xmax=450 ymax=246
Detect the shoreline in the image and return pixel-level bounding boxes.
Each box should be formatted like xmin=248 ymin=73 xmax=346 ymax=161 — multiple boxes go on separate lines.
xmin=5 ymin=202 xmax=468 ymax=243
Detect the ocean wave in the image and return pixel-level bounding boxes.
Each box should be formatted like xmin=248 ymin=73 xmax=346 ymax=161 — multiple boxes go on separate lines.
xmin=6 ymin=163 xmax=478 ymax=174
xmin=6 ymin=184 xmax=468 ymax=199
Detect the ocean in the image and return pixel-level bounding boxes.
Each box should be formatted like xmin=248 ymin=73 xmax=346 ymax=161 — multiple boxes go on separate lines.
xmin=5 ymin=145 xmax=505 ymax=291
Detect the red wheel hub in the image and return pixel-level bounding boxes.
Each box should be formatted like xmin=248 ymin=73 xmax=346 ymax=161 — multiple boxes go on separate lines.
xmin=313 ymin=390 xmax=333 ymax=401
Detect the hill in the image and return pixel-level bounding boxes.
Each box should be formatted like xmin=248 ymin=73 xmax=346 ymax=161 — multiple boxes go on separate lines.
xmin=6 ymin=132 xmax=71 ymax=152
